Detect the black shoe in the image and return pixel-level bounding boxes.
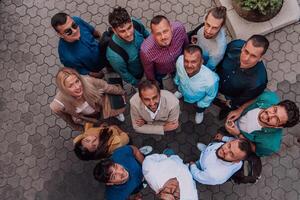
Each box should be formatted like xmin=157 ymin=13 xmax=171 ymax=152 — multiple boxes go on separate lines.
xmin=219 ymin=108 xmax=231 ymax=120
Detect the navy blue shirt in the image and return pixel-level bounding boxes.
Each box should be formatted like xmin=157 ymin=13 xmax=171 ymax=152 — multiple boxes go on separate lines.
xmin=58 ymin=16 xmax=103 ymax=75
xmin=105 ymin=146 xmax=143 ymax=200
xmin=217 ymin=40 xmax=267 ymax=108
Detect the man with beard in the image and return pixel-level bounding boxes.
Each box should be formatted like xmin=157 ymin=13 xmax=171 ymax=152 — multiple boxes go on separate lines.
xmin=190 ymin=6 xmax=227 ymax=71
xmin=189 ymin=138 xmax=252 ymax=185
xmin=220 ymin=91 xmax=300 ymax=156
xmin=130 ymin=80 xmax=180 ymax=135
xmin=216 ymin=35 xmax=269 ymax=119
xmin=140 ymin=15 xmax=189 ymax=88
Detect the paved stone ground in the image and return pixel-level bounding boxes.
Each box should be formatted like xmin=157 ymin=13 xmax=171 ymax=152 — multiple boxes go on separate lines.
xmin=0 ymin=0 xmax=300 ymax=199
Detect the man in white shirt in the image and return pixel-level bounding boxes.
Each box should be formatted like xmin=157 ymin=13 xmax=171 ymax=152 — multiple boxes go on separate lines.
xmin=189 ymin=138 xmax=251 ymax=185
xmin=143 ymin=154 xmax=198 ymax=200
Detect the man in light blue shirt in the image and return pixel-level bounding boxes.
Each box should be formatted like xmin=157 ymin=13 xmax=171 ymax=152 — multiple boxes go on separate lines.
xmin=190 ymin=6 xmax=227 ymax=70
xmin=174 ymin=45 xmax=219 ymax=124
xmin=189 ymin=138 xmax=251 ymax=185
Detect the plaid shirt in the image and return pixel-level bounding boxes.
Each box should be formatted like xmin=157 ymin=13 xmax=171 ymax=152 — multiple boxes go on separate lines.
xmin=140 ymin=22 xmax=189 ymax=80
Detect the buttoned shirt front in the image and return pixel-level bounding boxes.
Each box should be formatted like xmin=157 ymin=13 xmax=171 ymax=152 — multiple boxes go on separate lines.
xmin=190 ymin=142 xmax=242 ymax=185
xmin=174 ymin=55 xmax=219 ymax=108
xmin=216 ymin=39 xmax=267 ymax=108
xmin=143 ymin=154 xmax=198 ymax=200
xmin=140 ymin=22 xmax=189 ymax=80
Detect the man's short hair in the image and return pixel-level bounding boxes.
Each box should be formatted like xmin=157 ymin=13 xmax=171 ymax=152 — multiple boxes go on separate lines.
xmin=184 ymin=44 xmax=203 ymax=57
xmin=138 ymin=80 xmax=160 ymax=98
xmin=246 ymin=35 xmax=270 ymax=56
xmin=93 ymin=159 xmax=115 ymax=183
xmin=51 ymin=12 xmax=69 ymax=32
xmin=238 ymin=139 xmax=252 ymax=160
xmin=205 ymin=6 xmax=227 ymax=26
xmin=278 ymin=100 xmax=299 ymax=128
xmin=108 ymin=7 xmax=131 ymax=28
xmin=150 ymin=15 xmax=169 ymax=28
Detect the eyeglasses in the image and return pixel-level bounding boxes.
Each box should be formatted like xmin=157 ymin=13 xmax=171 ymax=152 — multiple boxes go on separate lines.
xmin=63 ymin=22 xmax=78 ymax=36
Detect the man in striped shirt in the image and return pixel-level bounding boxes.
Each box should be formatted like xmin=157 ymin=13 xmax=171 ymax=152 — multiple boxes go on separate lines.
xmin=140 ymin=15 xmax=189 ymax=88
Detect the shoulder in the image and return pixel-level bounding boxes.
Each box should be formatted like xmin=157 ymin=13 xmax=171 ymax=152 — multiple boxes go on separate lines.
xmin=112 ymin=145 xmax=133 ymax=159
xmin=172 ymin=21 xmax=186 ymax=33
xmin=72 ymin=16 xmax=83 ymax=24
xmin=49 ymin=93 xmax=65 ymax=113
xmin=161 ymin=90 xmax=179 ymax=106
xmin=257 ymin=91 xmax=280 ymax=105
xmin=227 ymin=39 xmax=245 ymax=50
xmin=130 ymin=93 xmax=141 ymax=106
xmin=141 ymin=36 xmax=155 ymax=52
xmin=202 ymin=66 xmax=219 ymax=83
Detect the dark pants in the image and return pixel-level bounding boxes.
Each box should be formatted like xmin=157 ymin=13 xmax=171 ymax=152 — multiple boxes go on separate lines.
xmin=194 ymin=105 xmax=206 ymax=113
xmin=155 ymin=72 xmax=175 ymax=89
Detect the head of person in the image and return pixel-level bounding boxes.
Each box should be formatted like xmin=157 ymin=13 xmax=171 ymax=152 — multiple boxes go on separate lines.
xmin=216 ymin=139 xmax=251 ymax=163
xmin=51 ymin=12 xmax=80 ymax=42
xmin=74 ymin=126 xmax=112 ymax=161
xmin=240 ymin=35 xmax=269 ymax=68
xmin=157 ymin=178 xmax=180 ymax=200
xmin=55 ymin=68 xmax=100 ymax=102
xmin=150 ymin=15 xmax=172 ymax=47
xmin=108 ymin=7 xmax=134 ymax=42
xmin=204 ymin=6 xmax=227 ymax=39
xmin=94 ymin=159 xmax=129 ymax=185
xmin=138 ymin=80 xmax=161 ymax=113
xmin=259 ymin=100 xmax=299 ymax=128
xmin=183 ymin=45 xmax=203 ymax=77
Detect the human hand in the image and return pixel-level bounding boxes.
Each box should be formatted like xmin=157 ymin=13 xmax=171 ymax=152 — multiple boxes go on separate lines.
xmin=227 ymin=108 xmax=243 ymax=122
xmin=225 ymin=120 xmax=240 ymax=136
xmin=135 ymin=119 xmax=146 ymax=127
xmin=191 ymin=35 xmax=198 ymax=44
xmin=214 ymin=133 xmax=224 ymax=141
xmin=163 ymin=121 xmax=178 ymax=131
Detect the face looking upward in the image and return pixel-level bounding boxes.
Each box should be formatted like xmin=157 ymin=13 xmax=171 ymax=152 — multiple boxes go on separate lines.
xmin=113 ymin=21 xmax=135 ymax=42
xmin=140 ymin=86 xmax=160 ymax=112
xmin=151 ymin=19 xmax=173 ymax=47
xmin=184 ymin=51 xmax=203 ymax=77
xmin=64 ymin=74 xmax=83 ymax=98
xmin=56 ymin=16 xmax=81 ymax=42
xmin=240 ymin=40 xmax=264 ymax=69
xmin=81 ymin=135 xmax=99 ymax=152
xmin=258 ymin=105 xmax=288 ymax=128
xmin=106 ymin=163 xmax=129 ymax=185
xmin=204 ymin=13 xmax=224 ymax=39
xmin=216 ymin=140 xmax=246 ymax=162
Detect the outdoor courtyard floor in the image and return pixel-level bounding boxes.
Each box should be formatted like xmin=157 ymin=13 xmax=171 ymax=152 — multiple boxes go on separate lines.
xmin=0 ymin=0 xmax=300 ymax=199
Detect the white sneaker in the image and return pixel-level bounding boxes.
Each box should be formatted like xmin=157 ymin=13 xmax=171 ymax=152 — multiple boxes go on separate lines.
xmin=195 ymin=112 xmax=204 ymax=124
xmin=139 ymin=146 xmax=153 ymax=156
xmin=115 ymin=113 xmax=125 ymax=122
xmin=196 ymin=143 xmax=207 ymax=152
xmin=174 ymin=91 xmax=182 ymax=99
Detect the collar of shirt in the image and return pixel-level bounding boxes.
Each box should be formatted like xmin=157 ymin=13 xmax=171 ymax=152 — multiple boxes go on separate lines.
xmin=144 ymin=98 xmax=161 ymax=120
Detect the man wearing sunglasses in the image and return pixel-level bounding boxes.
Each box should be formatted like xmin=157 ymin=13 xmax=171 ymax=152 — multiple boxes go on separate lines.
xmin=51 ymin=13 xmax=104 ymax=77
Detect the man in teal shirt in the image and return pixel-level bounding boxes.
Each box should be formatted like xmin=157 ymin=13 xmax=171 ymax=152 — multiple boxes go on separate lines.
xmin=217 ymin=91 xmax=299 ymax=156
xmin=106 ymin=7 xmax=149 ymax=86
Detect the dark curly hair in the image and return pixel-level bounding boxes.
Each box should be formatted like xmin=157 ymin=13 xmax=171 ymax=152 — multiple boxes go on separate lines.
xmin=108 ymin=7 xmax=131 ymax=28
xmin=278 ymin=100 xmax=299 ymax=128
xmin=51 ymin=12 xmax=68 ymax=32
xmin=93 ymin=158 xmax=115 ymax=183
xmin=74 ymin=126 xmax=113 ymax=161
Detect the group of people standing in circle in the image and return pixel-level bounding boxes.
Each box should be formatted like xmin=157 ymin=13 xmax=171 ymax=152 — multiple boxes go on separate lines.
xmin=48 ymin=5 xmax=299 ymax=200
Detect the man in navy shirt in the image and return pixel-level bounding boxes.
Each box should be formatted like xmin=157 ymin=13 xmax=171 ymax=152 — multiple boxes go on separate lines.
xmin=51 ymin=13 xmax=104 ymax=78
xmin=93 ymin=145 xmax=144 ymax=200
xmin=216 ymin=35 xmax=269 ymax=119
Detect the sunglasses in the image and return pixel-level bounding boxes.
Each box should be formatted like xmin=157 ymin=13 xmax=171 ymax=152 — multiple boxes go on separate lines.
xmin=64 ymin=22 xmax=78 ymax=36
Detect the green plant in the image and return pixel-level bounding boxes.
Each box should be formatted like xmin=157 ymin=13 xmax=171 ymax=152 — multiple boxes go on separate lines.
xmin=236 ymin=0 xmax=283 ymax=15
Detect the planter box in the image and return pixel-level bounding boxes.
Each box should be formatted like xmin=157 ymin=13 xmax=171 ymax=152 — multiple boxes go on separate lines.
xmin=214 ymin=0 xmax=300 ymax=40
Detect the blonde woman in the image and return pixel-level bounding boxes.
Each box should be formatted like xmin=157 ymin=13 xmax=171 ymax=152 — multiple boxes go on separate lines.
xmin=50 ymin=68 xmax=126 ymax=130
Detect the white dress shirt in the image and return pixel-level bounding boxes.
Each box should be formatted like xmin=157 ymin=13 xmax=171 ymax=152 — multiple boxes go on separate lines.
xmin=143 ymin=154 xmax=198 ymax=200
xmin=190 ymin=142 xmax=242 ymax=185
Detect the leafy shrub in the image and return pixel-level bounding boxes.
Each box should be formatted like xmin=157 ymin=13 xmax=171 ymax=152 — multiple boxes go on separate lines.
xmin=235 ymin=0 xmax=283 ymax=15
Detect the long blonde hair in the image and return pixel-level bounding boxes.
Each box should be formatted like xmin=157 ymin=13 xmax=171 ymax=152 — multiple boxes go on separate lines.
xmin=55 ymin=68 xmax=102 ymax=106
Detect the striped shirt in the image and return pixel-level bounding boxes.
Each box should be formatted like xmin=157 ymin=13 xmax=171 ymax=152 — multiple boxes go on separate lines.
xmin=140 ymin=22 xmax=189 ymax=80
